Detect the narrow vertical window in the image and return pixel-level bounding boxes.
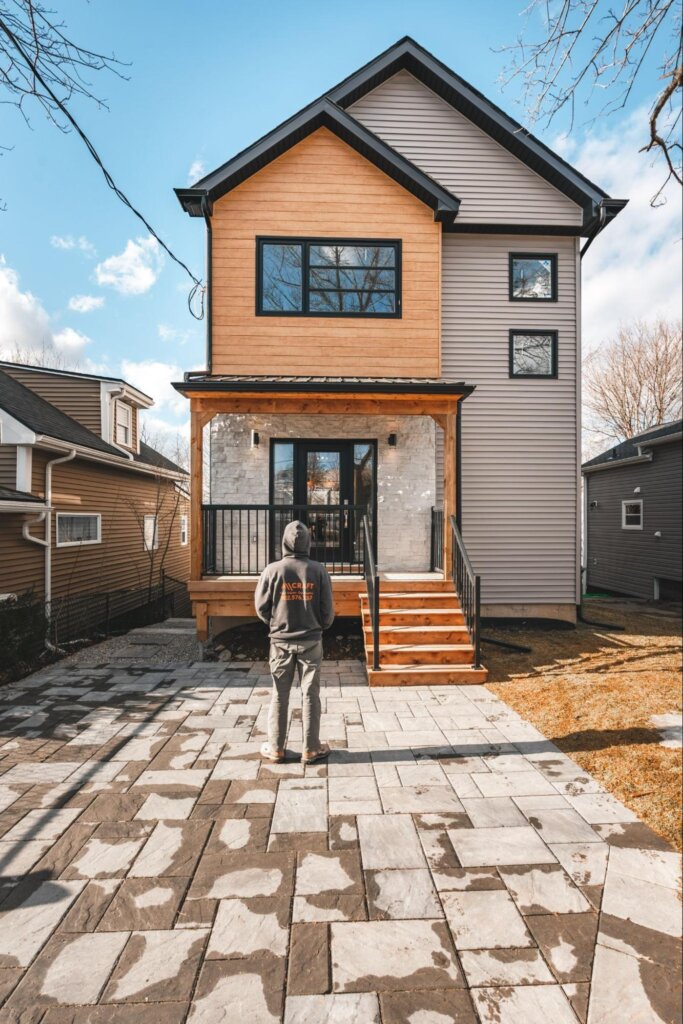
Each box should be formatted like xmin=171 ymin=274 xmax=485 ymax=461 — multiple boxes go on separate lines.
xmin=115 ymin=402 xmax=132 ymax=447
xmin=180 ymin=514 xmax=188 ymax=545
xmin=143 ymin=515 xmax=158 ymax=551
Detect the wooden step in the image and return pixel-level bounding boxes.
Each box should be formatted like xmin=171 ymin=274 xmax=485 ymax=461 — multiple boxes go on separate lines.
xmin=365 ymin=643 xmax=475 ymax=666
xmin=363 ymin=607 xmax=466 ymax=627
xmin=367 ymin=664 xmax=488 ymax=686
xmin=363 ymin=624 xmax=471 ymax=644
xmin=378 ymin=578 xmax=450 ymax=592
xmin=362 ymin=592 xmax=461 ymax=610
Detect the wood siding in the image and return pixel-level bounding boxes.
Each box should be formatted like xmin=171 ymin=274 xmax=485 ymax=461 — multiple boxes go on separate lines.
xmin=440 ymin=234 xmax=580 ymax=607
xmin=586 ymin=441 xmax=682 ymax=599
xmin=210 ymin=127 xmax=442 ymax=376
xmin=0 ymin=445 xmax=16 ymax=489
xmin=349 ymin=71 xmax=583 ymax=227
xmin=0 ymin=367 xmax=103 ymax=436
xmin=0 ymin=451 xmax=190 ymax=599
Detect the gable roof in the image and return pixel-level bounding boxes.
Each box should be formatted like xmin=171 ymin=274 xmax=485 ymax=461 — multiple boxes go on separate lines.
xmin=0 ymin=360 xmax=153 ymax=407
xmin=177 ymin=36 xmax=625 ymax=234
xmin=582 ymin=420 xmax=683 ymax=470
xmin=0 ymin=370 xmax=188 ymax=476
xmin=176 ymin=98 xmax=460 ymax=225
xmin=0 ymin=368 xmax=123 ymax=456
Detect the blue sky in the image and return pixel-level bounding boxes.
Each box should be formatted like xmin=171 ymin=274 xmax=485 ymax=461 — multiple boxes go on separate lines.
xmin=1 ymin=0 xmax=680 ymax=440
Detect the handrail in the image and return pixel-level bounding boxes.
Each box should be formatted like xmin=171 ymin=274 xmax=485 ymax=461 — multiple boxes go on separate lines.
xmin=449 ymin=515 xmax=481 ymax=668
xmin=430 ymin=507 xmax=444 ymax=572
xmin=362 ymin=514 xmax=380 ymax=671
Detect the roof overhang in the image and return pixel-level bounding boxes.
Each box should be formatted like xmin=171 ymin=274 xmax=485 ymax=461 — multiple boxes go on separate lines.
xmin=176 ymin=99 xmax=460 ymax=226
xmin=582 ymin=451 xmax=653 ymax=474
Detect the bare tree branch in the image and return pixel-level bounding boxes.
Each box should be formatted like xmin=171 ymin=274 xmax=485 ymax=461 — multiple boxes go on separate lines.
xmin=499 ymin=0 xmax=683 ymax=203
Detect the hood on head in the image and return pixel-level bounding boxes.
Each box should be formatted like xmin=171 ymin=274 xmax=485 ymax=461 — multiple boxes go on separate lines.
xmin=282 ymin=520 xmax=311 ymax=556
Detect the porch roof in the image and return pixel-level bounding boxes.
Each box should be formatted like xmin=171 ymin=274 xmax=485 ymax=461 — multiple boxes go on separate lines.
xmin=173 ymin=374 xmax=475 ymax=398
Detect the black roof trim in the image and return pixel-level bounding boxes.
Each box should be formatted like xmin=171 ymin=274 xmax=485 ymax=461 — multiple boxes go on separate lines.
xmin=329 ymin=37 xmax=617 ymax=225
xmin=582 ymin=420 xmax=683 ymax=469
xmin=173 ymin=374 xmax=474 ymax=397
xmin=176 ymin=99 xmax=460 ymax=224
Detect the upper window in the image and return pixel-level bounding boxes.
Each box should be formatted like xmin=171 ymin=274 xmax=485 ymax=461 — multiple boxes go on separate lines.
xmin=115 ymin=402 xmax=132 ymax=447
xmin=509 ymin=254 xmax=557 ymax=302
xmin=56 ymin=513 xmax=101 ymax=547
xmin=622 ymin=500 xmax=643 ymax=530
xmin=143 ymin=514 xmax=159 ymax=552
xmin=257 ymin=238 xmax=401 ymax=318
xmin=509 ymin=330 xmax=558 ymax=378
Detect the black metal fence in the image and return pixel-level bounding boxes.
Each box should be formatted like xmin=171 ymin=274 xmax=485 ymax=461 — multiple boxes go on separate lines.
xmin=430 ymin=507 xmax=444 ymax=572
xmin=202 ymin=504 xmax=371 ymax=576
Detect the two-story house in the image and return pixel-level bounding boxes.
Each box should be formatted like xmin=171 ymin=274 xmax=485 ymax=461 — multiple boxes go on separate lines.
xmin=173 ymin=37 xmax=626 ymax=684
xmin=0 ymin=362 xmax=190 ymax=633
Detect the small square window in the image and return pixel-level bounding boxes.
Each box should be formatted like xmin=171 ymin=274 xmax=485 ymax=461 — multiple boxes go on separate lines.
xmin=622 ymin=500 xmax=643 ymax=530
xmin=180 ymin=514 xmax=188 ymax=546
xmin=509 ymin=254 xmax=557 ymax=301
xmin=143 ymin=515 xmax=159 ymax=551
xmin=509 ymin=331 xmax=558 ymax=378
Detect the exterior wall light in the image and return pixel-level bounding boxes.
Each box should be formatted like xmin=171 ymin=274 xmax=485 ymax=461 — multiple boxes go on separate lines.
xmin=388 ymin=433 xmax=397 ymax=447
xmin=251 ymin=430 xmax=260 ymax=448
xmin=634 ymin=486 xmax=641 ymax=493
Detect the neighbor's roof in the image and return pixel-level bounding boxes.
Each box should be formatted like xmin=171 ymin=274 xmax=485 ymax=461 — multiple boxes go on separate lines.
xmin=173 ymin=374 xmax=475 ymax=397
xmin=176 ymin=36 xmax=626 ymax=234
xmin=0 ymin=486 xmax=44 ymax=503
xmin=582 ymin=420 xmax=683 ymax=470
xmin=0 ymin=369 xmax=187 ymax=474
xmin=0 ymin=360 xmax=153 ymax=406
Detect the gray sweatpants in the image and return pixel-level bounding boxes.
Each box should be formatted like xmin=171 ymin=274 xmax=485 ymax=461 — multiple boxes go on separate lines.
xmin=268 ymin=638 xmax=323 ymax=753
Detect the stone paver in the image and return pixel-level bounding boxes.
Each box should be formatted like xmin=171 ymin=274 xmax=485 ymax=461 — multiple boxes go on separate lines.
xmin=0 ymin=654 xmax=680 ymax=1022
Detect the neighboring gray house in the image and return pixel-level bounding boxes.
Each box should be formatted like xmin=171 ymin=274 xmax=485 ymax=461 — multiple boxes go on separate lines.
xmin=582 ymin=421 xmax=682 ymax=601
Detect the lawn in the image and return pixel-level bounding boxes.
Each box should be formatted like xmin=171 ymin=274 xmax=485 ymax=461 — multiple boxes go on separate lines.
xmin=484 ymin=597 xmax=682 ymax=851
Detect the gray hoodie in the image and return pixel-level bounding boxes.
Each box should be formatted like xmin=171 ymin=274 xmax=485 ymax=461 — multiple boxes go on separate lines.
xmin=255 ymin=521 xmax=335 ymax=641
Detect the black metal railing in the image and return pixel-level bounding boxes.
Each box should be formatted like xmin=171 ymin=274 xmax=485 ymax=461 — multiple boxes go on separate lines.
xmin=202 ymin=504 xmax=370 ymax=576
xmin=430 ymin=507 xmax=444 ymax=572
xmin=362 ymin=513 xmax=380 ymax=671
xmin=449 ymin=515 xmax=481 ymax=668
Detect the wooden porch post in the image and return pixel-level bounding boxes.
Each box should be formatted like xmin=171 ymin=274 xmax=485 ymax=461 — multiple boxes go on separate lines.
xmin=190 ymin=405 xmax=204 ymax=585
xmin=443 ymin=411 xmax=456 ymax=579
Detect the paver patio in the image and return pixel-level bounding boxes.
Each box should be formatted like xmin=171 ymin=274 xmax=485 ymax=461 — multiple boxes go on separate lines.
xmin=0 ymin=656 xmax=680 ymax=1023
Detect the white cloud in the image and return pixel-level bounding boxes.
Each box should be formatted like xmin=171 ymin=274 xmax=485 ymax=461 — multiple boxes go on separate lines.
xmin=95 ymin=236 xmax=163 ymax=296
xmin=157 ymin=322 xmax=196 ymax=346
xmin=0 ymin=257 xmax=94 ymax=363
xmin=187 ymin=158 xmax=206 ymax=184
xmin=50 ymin=235 xmax=96 ymax=257
xmin=571 ymin=108 xmax=682 ymax=353
xmin=120 ymin=358 xmax=188 ymax=420
xmin=68 ymin=294 xmax=105 ymax=313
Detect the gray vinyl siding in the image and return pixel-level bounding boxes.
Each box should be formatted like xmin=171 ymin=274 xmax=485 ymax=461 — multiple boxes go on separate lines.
xmin=349 ymin=70 xmax=583 ymax=227
xmin=440 ymin=234 xmax=580 ymax=606
xmin=585 ymin=441 xmax=682 ymax=599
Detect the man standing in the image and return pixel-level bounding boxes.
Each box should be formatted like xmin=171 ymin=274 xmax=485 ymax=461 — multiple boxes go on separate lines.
xmin=255 ymin=520 xmax=335 ymax=764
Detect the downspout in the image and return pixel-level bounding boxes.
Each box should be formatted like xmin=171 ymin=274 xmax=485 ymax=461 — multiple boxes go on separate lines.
xmin=22 ymin=449 xmax=76 ymax=617
xmin=580 ymin=203 xmax=607 ymax=260
xmin=201 ymin=194 xmax=212 ymax=375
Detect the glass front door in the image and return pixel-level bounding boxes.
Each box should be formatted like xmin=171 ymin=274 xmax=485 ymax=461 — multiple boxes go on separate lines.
xmin=270 ymin=439 xmax=376 ymax=566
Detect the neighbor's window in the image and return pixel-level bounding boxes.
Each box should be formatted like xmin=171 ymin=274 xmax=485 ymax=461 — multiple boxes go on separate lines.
xmin=56 ymin=513 xmax=101 ymax=547
xmin=143 ymin=514 xmax=159 ymax=551
xmin=180 ymin=514 xmax=188 ymax=546
xmin=257 ymin=238 xmax=400 ymax=317
xmin=509 ymin=330 xmax=558 ymax=378
xmin=115 ymin=402 xmax=132 ymax=447
xmin=509 ymin=254 xmax=557 ymax=301
xmin=622 ymin=500 xmax=643 ymax=530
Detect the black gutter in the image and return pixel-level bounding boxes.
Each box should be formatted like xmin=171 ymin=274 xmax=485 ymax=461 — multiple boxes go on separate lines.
xmin=173 ymin=377 xmax=475 ymax=398
xmin=201 ymin=194 xmax=213 ymax=374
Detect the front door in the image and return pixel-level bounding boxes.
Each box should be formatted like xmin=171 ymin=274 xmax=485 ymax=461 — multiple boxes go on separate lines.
xmin=270 ymin=439 xmax=376 ymax=568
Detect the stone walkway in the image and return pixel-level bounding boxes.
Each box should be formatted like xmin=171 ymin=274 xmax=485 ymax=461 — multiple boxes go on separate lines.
xmin=0 ymin=657 xmax=680 ymax=1023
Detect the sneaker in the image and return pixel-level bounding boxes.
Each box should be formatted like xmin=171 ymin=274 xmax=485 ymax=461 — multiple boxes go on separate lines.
xmin=260 ymin=743 xmax=284 ymax=763
xmin=302 ymin=742 xmax=331 ymax=765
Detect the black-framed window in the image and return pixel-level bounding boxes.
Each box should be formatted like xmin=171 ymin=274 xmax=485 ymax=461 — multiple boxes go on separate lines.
xmin=257 ymin=238 xmax=401 ymax=318
xmin=509 ymin=253 xmax=557 ymax=301
xmin=509 ymin=330 xmax=558 ymax=378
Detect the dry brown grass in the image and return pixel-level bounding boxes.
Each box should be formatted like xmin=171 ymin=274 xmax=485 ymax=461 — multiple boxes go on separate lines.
xmin=485 ymin=598 xmax=682 ymax=851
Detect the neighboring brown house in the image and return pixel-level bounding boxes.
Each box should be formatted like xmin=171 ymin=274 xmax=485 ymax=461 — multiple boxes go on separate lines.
xmin=0 ymin=362 xmax=190 ymax=616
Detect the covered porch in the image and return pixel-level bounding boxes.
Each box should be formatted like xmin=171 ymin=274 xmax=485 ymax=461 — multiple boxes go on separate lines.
xmin=175 ymin=375 xmax=473 ymax=642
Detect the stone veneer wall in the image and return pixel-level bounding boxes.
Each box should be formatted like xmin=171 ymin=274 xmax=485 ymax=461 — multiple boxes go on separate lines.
xmin=210 ymin=414 xmax=436 ymax=572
